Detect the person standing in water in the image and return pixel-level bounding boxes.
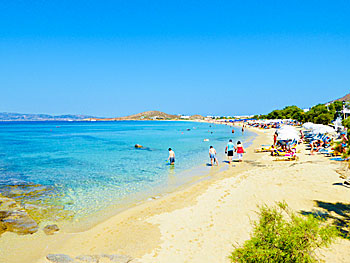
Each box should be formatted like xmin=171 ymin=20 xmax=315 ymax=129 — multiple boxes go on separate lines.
xmin=168 ymin=148 xmax=175 ymax=165
xmin=242 ymin=125 xmax=245 ymax=134
xmin=209 ymin=146 xmax=219 ymax=166
xmin=235 ymin=141 xmax=245 ymax=162
xmin=225 ymin=139 xmax=235 ymax=164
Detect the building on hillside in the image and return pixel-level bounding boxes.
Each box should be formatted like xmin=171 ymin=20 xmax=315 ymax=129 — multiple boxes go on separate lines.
xmin=150 ymin=116 xmax=165 ymax=120
xmin=343 ymin=108 xmax=350 ymax=119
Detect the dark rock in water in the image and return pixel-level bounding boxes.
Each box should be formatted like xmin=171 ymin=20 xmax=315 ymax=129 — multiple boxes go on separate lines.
xmin=0 ymin=183 xmax=74 ymax=224
xmin=0 ymin=195 xmax=38 ymax=235
xmin=75 ymin=255 xmax=100 ymax=262
xmin=0 ymin=183 xmax=49 ymax=198
xmin=43 ymin=224 xmax=60 ymax=235
xmin=134 ymin=144 xmax=143 ymax=148
xmin=101 ymin=254 xmax=133 ymax=262
xmin=46 ymin=254 xmax=75 ymax=263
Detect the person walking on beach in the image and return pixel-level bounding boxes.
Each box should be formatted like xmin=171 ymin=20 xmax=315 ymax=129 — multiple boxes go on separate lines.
xmin=209 ymin=146 xmax=218 ymax=166
xmin=235 ymin=141 xmax=245 ymax=162
xmin=242 ymin=125 xmax=245 ymax=134
xmin=168 ymin=148 xmax=175 ymax=165
xmin=225 ymin=139 xmax=235 ymax=164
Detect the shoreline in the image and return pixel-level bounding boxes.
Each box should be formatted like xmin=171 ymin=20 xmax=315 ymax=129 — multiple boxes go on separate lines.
xmin=0 ymin=119 xmax=242 ymax=231
xmin=51 ymin=121 xmax=256 ymax=233
xmin=0 ymin=121 xmax=259 ymax=263
xmin=2 ymin=124 xmax=350 ymax=263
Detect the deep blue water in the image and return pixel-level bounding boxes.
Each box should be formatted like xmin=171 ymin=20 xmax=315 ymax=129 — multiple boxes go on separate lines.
xmin=0 ymin=121 xmax=253 ymax=218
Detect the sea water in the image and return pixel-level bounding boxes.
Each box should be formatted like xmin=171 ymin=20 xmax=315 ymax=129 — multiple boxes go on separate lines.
xmin=0 ymin=121 xmax=253 ymax=220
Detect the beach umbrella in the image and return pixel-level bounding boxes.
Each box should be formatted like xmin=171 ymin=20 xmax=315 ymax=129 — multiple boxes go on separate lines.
xmin=312 ymin=125 xmax=335 ymax=134
xmin=279 ymin=125 xmax=296 ymax=131
xmin=277 ymin=126 xmax=300 ymax=140
xmin=277 ymin=131 xmax=300 ymax=141
xmin=302 ymin=122 xmax=315 ymax=129
xmin=278 ymin=125 xmax=299 ymax=135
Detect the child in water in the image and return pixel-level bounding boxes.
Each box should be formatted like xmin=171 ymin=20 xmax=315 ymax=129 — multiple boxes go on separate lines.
xmin=236 ymin=141 xmax=245 ymax=162
xmin=209 ymin=146 xmax=219 ymax=166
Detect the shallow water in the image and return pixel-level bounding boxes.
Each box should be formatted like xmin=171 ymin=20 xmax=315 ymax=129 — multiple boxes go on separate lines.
xmin=0 ymin=121 xmax=252 ymax=220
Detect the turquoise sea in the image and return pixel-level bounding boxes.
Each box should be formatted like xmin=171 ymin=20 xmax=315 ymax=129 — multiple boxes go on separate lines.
xmin=0 ymin=121 xmax=253 ymax=222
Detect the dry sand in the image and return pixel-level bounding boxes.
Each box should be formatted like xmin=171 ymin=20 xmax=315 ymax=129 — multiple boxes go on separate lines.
xmin=1 ymin=126 xmax=349 ymax=263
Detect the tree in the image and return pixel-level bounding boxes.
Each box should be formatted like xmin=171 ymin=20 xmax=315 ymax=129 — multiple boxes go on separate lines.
xmin=314 ymin=113 xmax=333 ymax=125
xmin=281 ymin=106 xmax=303 ymax=119
xmin=266 ymin=110 xmax=283 ymax=119
xmin=343 ymin=117 xmax=350 ymax=130
xmin=328 ymin=101 xmax=344 ymax=119
xmin=304 ymin=104 xmax=329 ymax=122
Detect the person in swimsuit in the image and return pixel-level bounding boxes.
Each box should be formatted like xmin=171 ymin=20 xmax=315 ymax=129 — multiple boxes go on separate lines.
xmin=168 ymin=148 xmax=175 ymax=165
xmin=235 ymin=141 xmax=245 ymax=162
xmin=209 ymin=146 xmax=218 ymax=166
xmin=225 ymin=139 xmax=235 ymax=164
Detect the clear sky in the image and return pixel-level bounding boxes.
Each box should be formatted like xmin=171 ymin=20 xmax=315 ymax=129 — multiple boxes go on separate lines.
xmin=1 ymin=1 xmax=349 ymax=117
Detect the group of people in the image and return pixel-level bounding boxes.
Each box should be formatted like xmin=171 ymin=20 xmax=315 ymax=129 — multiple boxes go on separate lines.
xmin=168 ymin=139 xmax=245 ymax=166
xmin=209 ymin=140 xmax=245 ymax=166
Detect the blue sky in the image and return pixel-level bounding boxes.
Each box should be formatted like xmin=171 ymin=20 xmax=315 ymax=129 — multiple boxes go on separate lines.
xmin=1 ymin=1 xmax=349 ymax=117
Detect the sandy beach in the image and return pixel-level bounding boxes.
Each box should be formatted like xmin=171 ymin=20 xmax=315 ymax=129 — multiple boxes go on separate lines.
xmin=1 ymin=125 xmax=350 ymax=263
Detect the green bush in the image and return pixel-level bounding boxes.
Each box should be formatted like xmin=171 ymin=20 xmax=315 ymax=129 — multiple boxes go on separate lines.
xmin=230 ymin=202 xmax=338 ymax=263
xmin=343 ymin=117 xmax=350 ymax=130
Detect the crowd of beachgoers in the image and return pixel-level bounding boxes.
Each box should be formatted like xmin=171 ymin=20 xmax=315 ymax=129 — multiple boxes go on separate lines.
xmin=211 ymin=118 xmax=350 ymax=186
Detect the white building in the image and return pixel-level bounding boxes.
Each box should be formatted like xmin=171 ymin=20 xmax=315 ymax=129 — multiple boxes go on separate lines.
xmin=343 ymin=108 xmax=350 ymax=119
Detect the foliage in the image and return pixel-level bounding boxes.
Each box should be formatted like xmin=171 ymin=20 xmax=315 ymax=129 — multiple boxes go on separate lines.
xmin=343 ymin=117 xmax=350 ymax=130
xmin=329 ymin=101 xmax=343 ymax=113
xmin=230 ymin=202 xmax=338 ymax=263
xmin=304 ymin=102 xmax=344 ymax=124
xmin=258 ymin=101 xmax=343 ymax=124
xmin=262 ymin=106 xmax=305 ymax=122
xmin=313 ymin=113 xmax=333 ymax=125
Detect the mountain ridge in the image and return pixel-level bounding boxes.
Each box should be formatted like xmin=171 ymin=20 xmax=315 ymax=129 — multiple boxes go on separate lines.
xmin=0 ymin=112 xmax=96 ymax=121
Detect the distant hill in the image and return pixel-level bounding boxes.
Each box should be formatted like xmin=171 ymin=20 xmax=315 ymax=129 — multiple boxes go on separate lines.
xmin=189 ymin=114 xmax=205 ymax=120
xmin=119 ymin=110 xmax=178 ymax=120
xmin=91 ymin=111 xmax=179 ymax=121
xmin=327 ymin=93 xmax=350 ymax=105
xmin=331 ymin=93 xmax=350 ymax=102
xmin=0 ymin=112 xmax=96 ymax=121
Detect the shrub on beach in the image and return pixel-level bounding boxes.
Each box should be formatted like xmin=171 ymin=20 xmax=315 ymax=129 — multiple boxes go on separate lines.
xmin=230 ymin=202 xmax=338 ymax=263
